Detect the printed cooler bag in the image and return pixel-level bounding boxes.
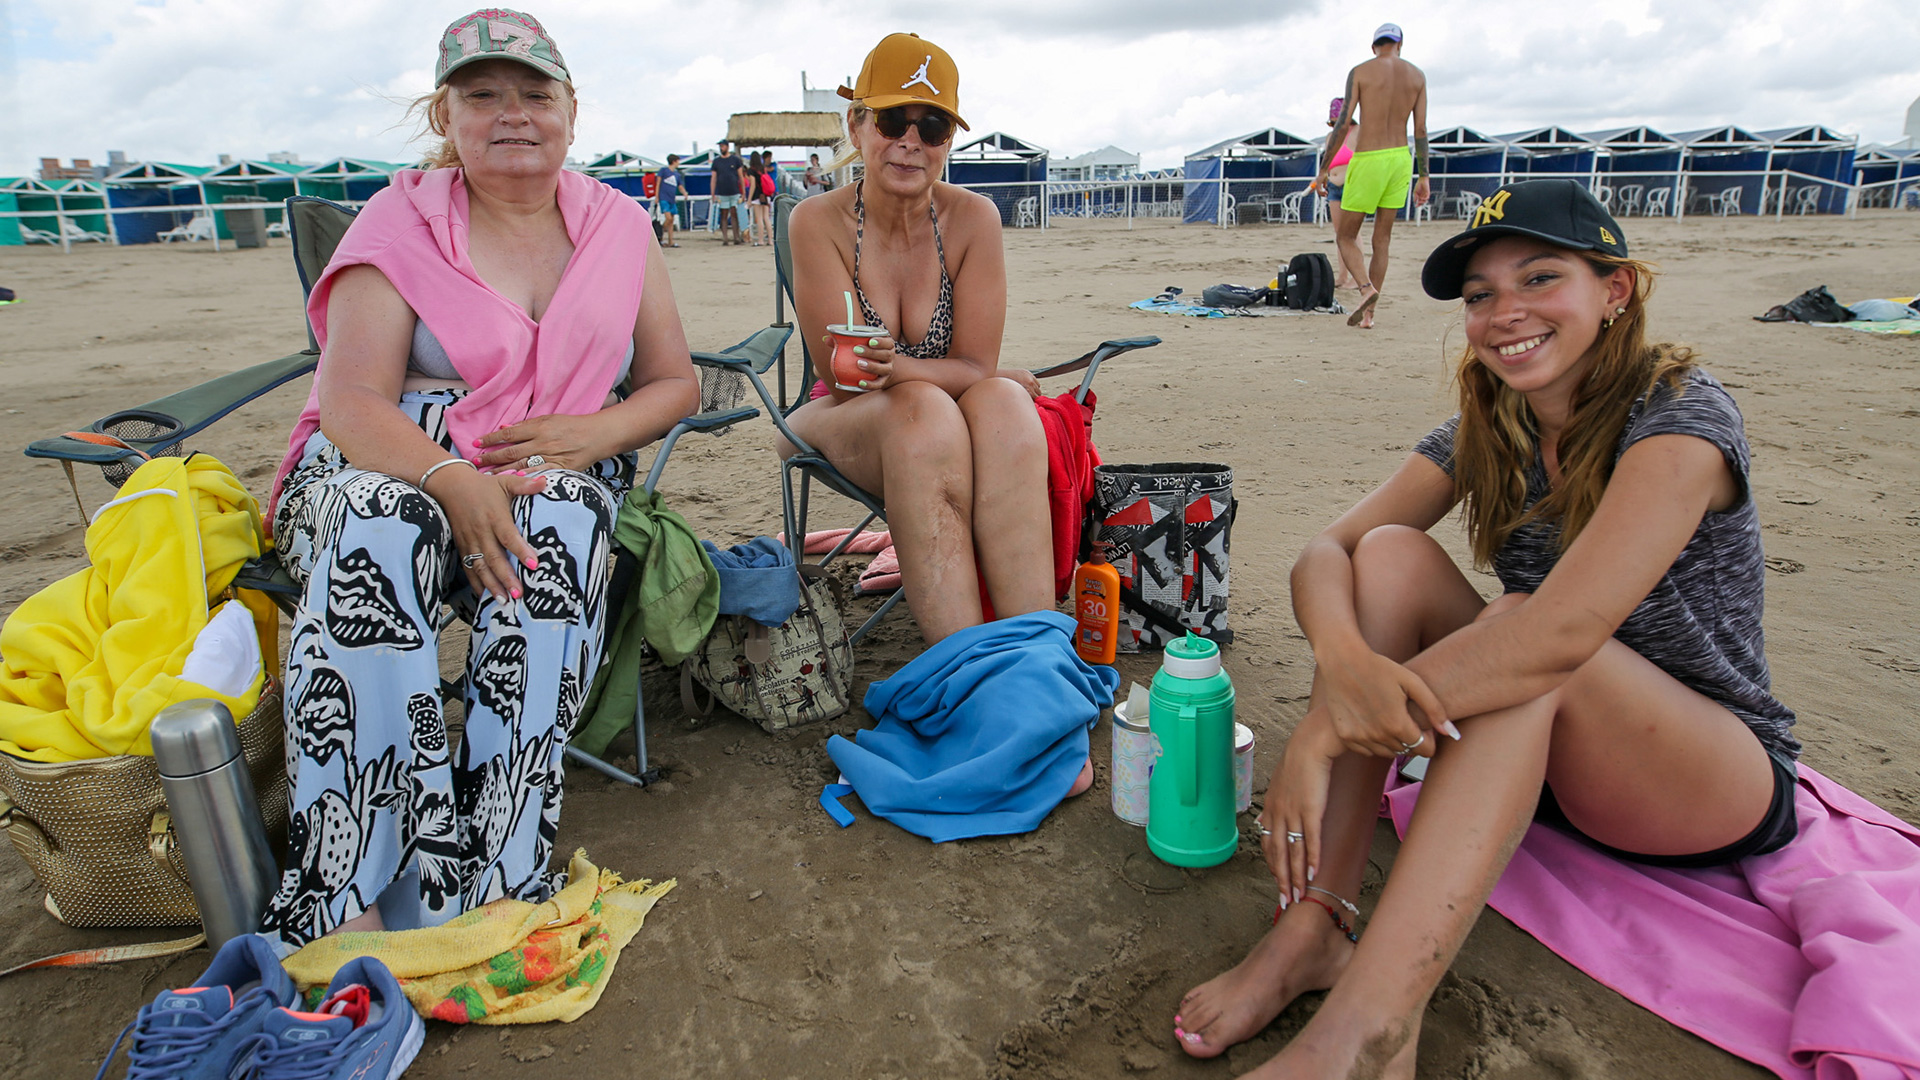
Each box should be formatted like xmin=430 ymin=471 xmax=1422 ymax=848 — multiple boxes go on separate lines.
xmin=1087 ymin=463 xmax=1235 ymax=651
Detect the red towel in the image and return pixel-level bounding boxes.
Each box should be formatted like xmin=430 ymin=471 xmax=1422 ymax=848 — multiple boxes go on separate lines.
xmin=1033 ymin=389 xmax=1100 ymax=602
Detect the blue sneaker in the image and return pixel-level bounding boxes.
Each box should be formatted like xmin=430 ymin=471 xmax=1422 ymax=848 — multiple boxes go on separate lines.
xmin=96 ymin=934 xmax=299 ymax=1080
xmin=241 ymin=956 xmax=424 ymax=1080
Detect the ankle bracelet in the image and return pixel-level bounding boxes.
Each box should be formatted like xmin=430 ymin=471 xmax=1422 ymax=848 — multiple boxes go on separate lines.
xmin=1307 ymin=885 xmax=1359 ymax=918
xmin=1299 ymin=896 xmax=1360 ymax=943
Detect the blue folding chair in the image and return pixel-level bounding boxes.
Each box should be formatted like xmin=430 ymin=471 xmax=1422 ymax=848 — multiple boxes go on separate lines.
xmin=685 ymin=192 xmax=1159 ymax=645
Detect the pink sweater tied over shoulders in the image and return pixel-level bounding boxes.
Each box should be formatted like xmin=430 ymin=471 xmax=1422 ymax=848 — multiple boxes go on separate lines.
xmin=270 ymin=166 xmax=648 ymax=521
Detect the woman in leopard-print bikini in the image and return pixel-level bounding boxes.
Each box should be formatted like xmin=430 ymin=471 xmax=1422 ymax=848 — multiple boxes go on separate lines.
xmin=783 ymin=33 xmax=1054 ymax=652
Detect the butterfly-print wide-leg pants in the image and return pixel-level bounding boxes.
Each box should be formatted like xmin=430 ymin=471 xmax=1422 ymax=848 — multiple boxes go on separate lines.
xmin=261 ymin=391 xmax=624 ymax=951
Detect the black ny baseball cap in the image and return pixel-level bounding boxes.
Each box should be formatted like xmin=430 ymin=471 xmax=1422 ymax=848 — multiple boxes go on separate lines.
xmin=1421 ymin=179 xmax=1629 ymax=301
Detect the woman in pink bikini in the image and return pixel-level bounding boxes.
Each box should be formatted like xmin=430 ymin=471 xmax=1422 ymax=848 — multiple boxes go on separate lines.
xmin=1317 ymin=96 xmax=1362 ymax=290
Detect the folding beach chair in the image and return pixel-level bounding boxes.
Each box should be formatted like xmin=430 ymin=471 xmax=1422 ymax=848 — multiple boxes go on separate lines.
xmin=695 ymin=192 xmax=1158 ymax=645
xmin=26 ymin=194 xmax=786 ymax=786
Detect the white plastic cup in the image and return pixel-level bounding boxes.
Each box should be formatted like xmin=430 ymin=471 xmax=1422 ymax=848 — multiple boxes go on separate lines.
xmin=1111 ymin=699 xmax=1157 ymax=826
xmin=1233 ymin=722 xmax=1254 ymax=814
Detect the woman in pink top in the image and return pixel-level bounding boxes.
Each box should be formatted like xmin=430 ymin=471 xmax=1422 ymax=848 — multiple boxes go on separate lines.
xmin=261 ymin=9 xmax=697 ymax=950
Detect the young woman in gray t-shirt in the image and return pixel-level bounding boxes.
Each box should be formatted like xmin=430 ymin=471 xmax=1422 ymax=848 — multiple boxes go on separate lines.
xmin=1173 ymin=180 xmax=1799 ymax=1076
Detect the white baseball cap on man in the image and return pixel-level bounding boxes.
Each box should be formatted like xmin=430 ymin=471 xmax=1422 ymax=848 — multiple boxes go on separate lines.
xmin=1373 ymin=23 xmax=1404 ymax=43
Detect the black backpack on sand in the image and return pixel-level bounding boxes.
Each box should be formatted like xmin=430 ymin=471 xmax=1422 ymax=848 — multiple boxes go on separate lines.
xmin=1280 ymin=253 xmax=1335 ymax=310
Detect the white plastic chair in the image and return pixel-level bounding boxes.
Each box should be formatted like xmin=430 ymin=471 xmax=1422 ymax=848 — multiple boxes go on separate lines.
xmin=1410 ymin=197 xmax=1433 ymax=223
xmin=1643 ymin=188 xmax=1670 ymax=217
xmin=1456 ymin=190 xmax=1483 ymax=221
xmin=1276 ymin=190 xmax=1308 ymax=224
xmin=60 ymin=220 xmax=110 ymax=243
xmin=1013 ymin=196 xmax=1038 ymax=228
xmin=1595 ymin=185 xmax=1614 ymax=213
xmin=1792 ymin=186 xmax=1822 ymax=215
xmin=1313 ymin=193 xmax=1330 ymax=226
xmin=157 ymin=214 xmax=216 ymax=243
xmin=1716 ymin=187 xmax=1743 ymax=216
xmin=1616 ymin=184 xmax=1644 ymax=217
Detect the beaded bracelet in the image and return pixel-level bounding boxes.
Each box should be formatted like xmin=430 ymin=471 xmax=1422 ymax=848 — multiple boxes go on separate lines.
xmin=1300 ymin=896 xmax=1361 ymax=943
xmin=419 ymin=457 xmax=477 ymax=490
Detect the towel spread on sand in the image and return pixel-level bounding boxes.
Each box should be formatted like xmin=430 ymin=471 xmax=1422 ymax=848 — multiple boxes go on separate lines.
xmin=1129 ymin=297 xmax=1342 ymax=318
xmin=1384 ymin=766 xmax=1920 ymax=1079
xmin=0 ymin=454 xmax=270 ymax=761
xmin=284 ymin=851 xmax=673 ymax=1025
xmin=273 ymin=167 xmax=649 ymax=517
xmin=824 ymin=611 xmax=1119 ymax=842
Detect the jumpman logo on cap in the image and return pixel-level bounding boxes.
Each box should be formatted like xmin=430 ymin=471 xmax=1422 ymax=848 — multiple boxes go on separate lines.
xmin=901 ymin=56 xmax=939 ymax=95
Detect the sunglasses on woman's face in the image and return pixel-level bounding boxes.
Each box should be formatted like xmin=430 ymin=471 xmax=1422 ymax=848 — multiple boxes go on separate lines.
xmin=872 ymin=107 xmax=954 ymax=147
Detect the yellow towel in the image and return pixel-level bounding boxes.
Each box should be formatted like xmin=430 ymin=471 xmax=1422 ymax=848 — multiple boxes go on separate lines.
xmin=0 ymin=454 xmax=267 ymax=761
xmin=283 ymin=851 xmax=675 ymax=1025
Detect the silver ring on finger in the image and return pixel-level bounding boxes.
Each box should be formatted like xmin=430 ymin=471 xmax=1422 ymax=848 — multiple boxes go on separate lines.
xmin=1285 ymin=831 xmax=1305 ymax=844
xmin=1398 ymin=733 xmax=1426 ymax=754
xmin=1257 ymin=826 xmax=1272 ymax=837
xmin=525 ymin=454 xmax=547 ymax=468
xmin=461 ymin=553 xmax=485 ymax=569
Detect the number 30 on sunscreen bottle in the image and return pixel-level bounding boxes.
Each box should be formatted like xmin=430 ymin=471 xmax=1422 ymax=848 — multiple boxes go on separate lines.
xmin=1073 ymin=538 xmax=1121 ymax=665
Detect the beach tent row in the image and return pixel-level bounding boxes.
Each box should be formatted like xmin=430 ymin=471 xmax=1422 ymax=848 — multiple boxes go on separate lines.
xmin=0 ymin=157 xmax=409 ymax=245
xmin=1181 ymin=124 xmax=1860 ymax=224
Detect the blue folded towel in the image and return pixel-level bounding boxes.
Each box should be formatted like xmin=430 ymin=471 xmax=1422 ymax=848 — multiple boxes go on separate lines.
xmin=701 ymin=537 xmax=801 ymax=626
xmin=824 ymin=611 xmax=1120 ymax=842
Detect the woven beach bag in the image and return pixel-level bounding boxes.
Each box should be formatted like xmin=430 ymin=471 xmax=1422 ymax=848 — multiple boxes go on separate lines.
xmin=0 ymin=681 xmax=287 ymax=928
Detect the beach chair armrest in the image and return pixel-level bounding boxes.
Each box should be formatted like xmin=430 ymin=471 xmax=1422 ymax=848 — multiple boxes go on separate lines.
xmin=1032 ymin=336 xmax=1161 ymax=403
xmin=26 ymin=350 xmax=319 ymax=466
xmin=692 ymin=323 xmax=793 ymax=375
xmin=680 ymin=405 xmax=760 ymax=433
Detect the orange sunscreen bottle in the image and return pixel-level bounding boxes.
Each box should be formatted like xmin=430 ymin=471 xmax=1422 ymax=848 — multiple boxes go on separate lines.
xmin=1073 ymin=541 xmax=1121 ymax=665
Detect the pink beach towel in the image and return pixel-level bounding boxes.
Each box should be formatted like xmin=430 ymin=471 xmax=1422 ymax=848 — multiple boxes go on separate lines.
xmin=1385 ymin=766 xmax=1920 ymax=1078
xmin=270 ymin=167 xmax=649 ymax=518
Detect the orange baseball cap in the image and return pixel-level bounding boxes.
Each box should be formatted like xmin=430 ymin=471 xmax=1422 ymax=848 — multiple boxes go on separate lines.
xmin=836 ymin=33 xmax=969 ymax=130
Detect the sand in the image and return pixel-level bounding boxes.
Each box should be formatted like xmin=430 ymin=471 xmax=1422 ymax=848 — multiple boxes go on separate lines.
xmin=0 ymin=208 xmax=1915 ymax=1079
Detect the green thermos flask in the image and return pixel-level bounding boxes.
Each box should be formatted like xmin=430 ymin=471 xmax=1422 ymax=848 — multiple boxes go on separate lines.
xmin=1146 ymin=632 xmax=1238 ymax=867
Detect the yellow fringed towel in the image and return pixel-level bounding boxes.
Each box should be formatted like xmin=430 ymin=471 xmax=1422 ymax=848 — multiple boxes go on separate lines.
xmin=283 ymin=851 xmax=673 ymax=1025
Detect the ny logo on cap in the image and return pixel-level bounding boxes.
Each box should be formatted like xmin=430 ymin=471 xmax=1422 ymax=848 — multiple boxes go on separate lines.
xmin=1471 ymin=189 xmax=1511 ymax=229
xmin=901 ymin=56 xmax=939 ymax=95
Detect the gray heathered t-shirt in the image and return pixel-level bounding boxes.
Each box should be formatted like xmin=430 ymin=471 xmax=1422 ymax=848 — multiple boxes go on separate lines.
xmin=1413 ymin=368 xmax=1799 ymax=757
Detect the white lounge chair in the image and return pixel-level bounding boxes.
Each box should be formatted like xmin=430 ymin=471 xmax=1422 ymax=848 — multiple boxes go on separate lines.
xmin=157 ymin=214 xmax=215 ymax=243
xmin=266 ymin=221 xmax=289 ymax=238
xmin=19 ymin=225 xmax=59 ymax=244
xmin=60 ymin=220 xmax=110 ymax=243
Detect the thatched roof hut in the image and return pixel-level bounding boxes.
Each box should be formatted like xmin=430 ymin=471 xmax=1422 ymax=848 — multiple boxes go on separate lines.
xmin=727 ymin=112 xmax=845 ymax=148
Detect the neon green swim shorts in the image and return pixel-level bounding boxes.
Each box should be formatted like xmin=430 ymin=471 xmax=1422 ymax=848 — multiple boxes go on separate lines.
xmin=1341 ymin=147 xmax=1413 ymax=215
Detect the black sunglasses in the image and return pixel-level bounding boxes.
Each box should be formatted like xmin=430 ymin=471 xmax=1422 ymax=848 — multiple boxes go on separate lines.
xmin=872 ymin=107 xmax=954 ymax=147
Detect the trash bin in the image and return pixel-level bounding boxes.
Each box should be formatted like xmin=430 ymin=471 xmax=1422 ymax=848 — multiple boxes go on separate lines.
xmin=226 ymin=196 xmax=268 ymax=249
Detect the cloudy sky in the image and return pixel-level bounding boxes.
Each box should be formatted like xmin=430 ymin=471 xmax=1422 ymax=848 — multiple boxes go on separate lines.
xmin=4 ymin=0 xmax=1917 ymax=177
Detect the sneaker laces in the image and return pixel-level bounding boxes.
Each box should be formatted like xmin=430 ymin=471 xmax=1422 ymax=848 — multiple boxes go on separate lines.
xmin=235 ymin=1028 xmax=349 ymax=1080
xmin=94 ymin=986 xmax=270 ymax=1080
xmin=239 ymin=987 xmax=370 ymax=1080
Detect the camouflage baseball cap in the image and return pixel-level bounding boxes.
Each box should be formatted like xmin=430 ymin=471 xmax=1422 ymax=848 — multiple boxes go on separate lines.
xmin=436 ymin=9 xmax=570 ymax=87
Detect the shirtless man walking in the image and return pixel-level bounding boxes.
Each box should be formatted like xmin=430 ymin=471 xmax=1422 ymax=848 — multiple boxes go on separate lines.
xmin=1316 ymin=23 xmax=1429 ymax=329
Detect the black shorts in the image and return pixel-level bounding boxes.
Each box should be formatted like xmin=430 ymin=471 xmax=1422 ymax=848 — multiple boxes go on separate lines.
xmin=1533 ymin=743 xmax=1799 ymax=868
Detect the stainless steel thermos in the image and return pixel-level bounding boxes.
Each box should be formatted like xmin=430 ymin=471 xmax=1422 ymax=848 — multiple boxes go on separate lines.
xmin=150 ymin=700 xmax=279 ymax=948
